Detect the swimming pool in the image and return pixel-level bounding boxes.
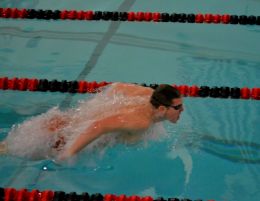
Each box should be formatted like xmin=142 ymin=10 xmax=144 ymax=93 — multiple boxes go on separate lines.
xmin=0 ymin=0 xmax=260 ymax=201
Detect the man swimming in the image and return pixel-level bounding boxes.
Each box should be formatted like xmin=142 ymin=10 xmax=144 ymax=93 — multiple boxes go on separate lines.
xmin=0 ymin=83 xmax=184 ymax=160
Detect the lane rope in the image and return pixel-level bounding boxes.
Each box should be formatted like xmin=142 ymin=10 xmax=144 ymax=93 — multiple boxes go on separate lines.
xmin=0 ymin=8 xmax=260 ymax=25
xmin=0 ymin=187 xmax=214 ymax=201
xmin=0 ymin=77 xmax=259 ymax=100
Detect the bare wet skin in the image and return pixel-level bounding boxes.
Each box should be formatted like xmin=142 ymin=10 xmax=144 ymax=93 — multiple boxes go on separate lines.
xmin=47 ymin=103 xmax=151 ymax=150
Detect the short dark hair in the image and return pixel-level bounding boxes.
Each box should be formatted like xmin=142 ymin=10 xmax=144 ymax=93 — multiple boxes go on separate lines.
xmin=150 ymin=84 xmax=181 ymax=108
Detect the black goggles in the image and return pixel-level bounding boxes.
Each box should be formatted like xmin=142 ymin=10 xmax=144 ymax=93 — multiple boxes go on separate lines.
xmin=168 ymin=104 xmax=183 ymax=110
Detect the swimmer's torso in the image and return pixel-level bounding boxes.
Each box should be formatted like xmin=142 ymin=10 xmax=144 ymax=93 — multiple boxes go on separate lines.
xmin=48 ymin=95 xmax=154 ymax=152
xmin=47 ymin=102 xmax=153 ymax=131
xmin=4 ymin=83 xmax=155 ymax=160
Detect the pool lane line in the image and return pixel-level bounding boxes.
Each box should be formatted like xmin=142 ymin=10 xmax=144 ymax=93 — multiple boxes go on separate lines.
xmin=59 ymin=0 xmax=137 ymax=108
xmin=1 ymin=77 xmax=260 ymax=100
xmin=1 ymin=8 xmax=260 ymax=25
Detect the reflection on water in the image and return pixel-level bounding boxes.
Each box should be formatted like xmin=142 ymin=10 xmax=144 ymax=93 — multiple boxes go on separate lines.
xmin=1 ymin=27 xmax=260 ymax=64
xmin=187 ymin=134 xmax=260 ymax=164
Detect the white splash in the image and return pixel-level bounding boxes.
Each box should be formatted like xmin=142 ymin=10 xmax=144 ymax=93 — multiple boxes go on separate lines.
xmin=167 ymin=142 xmax=193 ymax=186
xmin=139 ymin=187 xmax=158 ymax=197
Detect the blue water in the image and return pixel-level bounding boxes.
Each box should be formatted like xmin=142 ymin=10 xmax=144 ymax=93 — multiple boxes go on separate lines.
xmin=0 ymin=0 xmax=260 ymax=201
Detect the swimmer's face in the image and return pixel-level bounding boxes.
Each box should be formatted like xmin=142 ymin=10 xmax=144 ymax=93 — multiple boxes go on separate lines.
xmin=165 ymin=98 xmax=184 ymax=123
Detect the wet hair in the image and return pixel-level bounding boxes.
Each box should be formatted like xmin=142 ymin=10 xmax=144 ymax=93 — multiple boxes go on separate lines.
xmin=150 ymin=84 xmax=181 ymax=108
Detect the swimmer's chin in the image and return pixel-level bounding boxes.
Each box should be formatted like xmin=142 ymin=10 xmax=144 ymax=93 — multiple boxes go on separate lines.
xmin=168 ymin=118 xmax=180 ymax=124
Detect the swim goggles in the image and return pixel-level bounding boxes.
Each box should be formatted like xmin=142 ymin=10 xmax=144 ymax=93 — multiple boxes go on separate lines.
xmin=169 ymin=104 xmax=183 ymax=110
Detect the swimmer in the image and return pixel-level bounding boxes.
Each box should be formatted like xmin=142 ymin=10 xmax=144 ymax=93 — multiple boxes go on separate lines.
xmin=61 ymin=83 xmax=184 ymax=159
xmin=0 ymin=83 xmax=184 ymax=160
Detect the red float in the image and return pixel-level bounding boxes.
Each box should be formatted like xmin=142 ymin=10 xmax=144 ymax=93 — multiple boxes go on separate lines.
xmin=189 ymin=85 xmax=199 ymax=97
xmin=18 ymin=9 xmax=27 ymax=18
xmin=16 ymin=189 xmax=28 ymax=201
xmin=78 ymin=81 xmax=88 ymax=93
xmin=104 ymin=194 xmax=116 ymax=201
xmin=85 ymin=10 xmax=94 ymax=20
xmin=68 ymin=10 xmax=77 ymax=20
xmin=116 ymin=195 xmax=127 ymax=201
xmin=28 ymin=190 xmax=40 ymax=201
xmin=141 ymin=196 xmax=153 ymax=201
xmin=60 ymin=10 xmax=68 ymax=19
xmin=0 ymin=77 xmax=8 ymax=90
xmin=27 ymin=79 xmax=39 ymax=91
xmin=77 ymin=11 xmax=85 ymax=20
xmin=4 ymin=188 xmax=17 ymax=201
xmin=87 ymin=81 xmax=98 ymax=93
xmin=128 ymin=12 xmax=135 ymax=21
xmin=144 ymin=12 xmax=152 ymax=21
xmin=136 ymin=12 xmax=144 ymax=21
xmin=178 ymin=85 xmax=189 ymax=96
xmin=40 ymin=190 xmax=54 ymax=201
xmin=195 ymin=14 xmax=204 ymax=23
xmin=10 ymin=8 xmax=19 ymax=18
xmin=153 ymin=12 xmax=161 ymax=22
xmin=251 ymin=88 xmax=260 ymax=100
xmin=17 ymin=78 xmax=28 ymax=91
xmin=212 ymin=14 xmax=221 ymax=23
xmin=2 ymin=8 xmax=12 ymax=18
xmin=205 ymin=14 xmax=213 ymax=23
xmin=8 ymin=77 xmax=19 ymax=90
xmin=241 ymin=87 xmax=250 ymax=99
xmin=221 ymin=14 xmax=230 ymax=24
xmin=128 ymin=195 xmax=141 ymax=201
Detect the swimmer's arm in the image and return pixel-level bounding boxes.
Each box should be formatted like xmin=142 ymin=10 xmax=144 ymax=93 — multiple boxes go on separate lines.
xmin=64 ymin=115 xmax=150 ymax=158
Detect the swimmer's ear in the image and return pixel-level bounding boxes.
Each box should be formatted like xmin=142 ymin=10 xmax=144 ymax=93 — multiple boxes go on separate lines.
xmin=157 ymin=105 xmax=168 ymax=114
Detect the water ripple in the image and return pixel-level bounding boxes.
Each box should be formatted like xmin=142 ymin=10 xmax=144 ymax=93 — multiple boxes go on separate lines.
xmin=0 ymin=26 xmax=260 ymax=63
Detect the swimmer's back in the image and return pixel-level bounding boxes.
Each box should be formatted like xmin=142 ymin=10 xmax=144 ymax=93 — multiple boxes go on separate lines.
xmin=108 ymin=83 xmax=153 ymax=97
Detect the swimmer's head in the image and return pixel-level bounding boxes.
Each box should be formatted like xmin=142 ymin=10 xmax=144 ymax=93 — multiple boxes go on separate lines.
xmin=150 ymin=84 xmax=184 ymax=123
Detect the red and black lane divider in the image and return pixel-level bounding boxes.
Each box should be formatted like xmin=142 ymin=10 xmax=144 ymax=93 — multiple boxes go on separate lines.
xmin=0 ymin=77 xmax=259 ymax=100
xmin=0 ymin=77 xmax=111 ymax=93
xmin=0 ymin=8 xmax=260 ymax=25
xmin=0 ymin=187 xmax=214 ymax=201
xmin=0 ymin=188 xmax=54 ymax=201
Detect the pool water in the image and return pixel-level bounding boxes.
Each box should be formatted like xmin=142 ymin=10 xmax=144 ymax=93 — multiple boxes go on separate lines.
xmin=0 ymin=0 xmax=260 ymax=201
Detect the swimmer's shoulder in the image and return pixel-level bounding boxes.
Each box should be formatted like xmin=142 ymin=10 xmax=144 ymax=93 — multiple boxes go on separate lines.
xmin=111 ymin=82 xmax=153 ymax=96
